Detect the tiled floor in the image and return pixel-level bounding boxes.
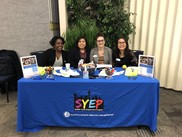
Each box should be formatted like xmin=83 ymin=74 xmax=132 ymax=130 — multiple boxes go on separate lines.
xmin=0 ymin=88 xmax=182 ymax=137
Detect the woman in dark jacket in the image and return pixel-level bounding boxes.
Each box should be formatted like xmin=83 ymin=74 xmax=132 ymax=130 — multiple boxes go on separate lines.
xmin=112 ymin=36 xmax=137 ymax=67
xmin=43 ymin=36 xmax=68 ymax=67
xmin=67 ymin=36 xmax=90 ymax=68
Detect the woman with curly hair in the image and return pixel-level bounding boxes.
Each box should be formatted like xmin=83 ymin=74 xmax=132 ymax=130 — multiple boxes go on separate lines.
xmin=43 ymin=36 xmax=68 ymax=67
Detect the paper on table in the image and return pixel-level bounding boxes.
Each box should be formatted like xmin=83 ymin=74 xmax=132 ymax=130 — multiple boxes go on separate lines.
xmin=114 ymin=71 xmax=124 ymax=76
xmin=69 ymin=70 xmax=80 ymax=76
xmin=96 ymin=64 xmax=112 ymax=68
xmin=53 ymin=69 xmax=80 ymax=77
xmin=98 ymin=69 xmax=124 ymax=77
xmin=54 ymin=67 xmax=63 ymax=71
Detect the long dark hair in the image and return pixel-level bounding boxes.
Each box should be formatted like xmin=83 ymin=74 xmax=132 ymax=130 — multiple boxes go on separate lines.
xmin=114 ymin=36 xmax=130 ymax=57
xmin=74 ymin=36 xmax=89 ymax=51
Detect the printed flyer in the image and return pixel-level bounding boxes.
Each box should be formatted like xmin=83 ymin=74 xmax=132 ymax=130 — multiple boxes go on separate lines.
xmin=20 ymin=55 xmax=39 ymax=78
xmin=138 ymin=55 xmax=155 ymax=78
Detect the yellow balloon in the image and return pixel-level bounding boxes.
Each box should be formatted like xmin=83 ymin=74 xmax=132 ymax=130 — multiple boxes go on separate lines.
xmin=122 ymin=65 xmax=127 ymax=69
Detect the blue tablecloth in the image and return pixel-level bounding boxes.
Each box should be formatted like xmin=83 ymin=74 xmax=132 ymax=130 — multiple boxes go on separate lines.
xmin=17 ymin=68 xmax=159 ymax=132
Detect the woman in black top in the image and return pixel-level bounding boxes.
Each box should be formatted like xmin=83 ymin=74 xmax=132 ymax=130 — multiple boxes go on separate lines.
xmin=43 ymin=36 xmax=68 ymax=67
xmin=113 ymin=36 xmax=137 ymax=67
xmin=68 ymin=36 xmax=90 ymax=68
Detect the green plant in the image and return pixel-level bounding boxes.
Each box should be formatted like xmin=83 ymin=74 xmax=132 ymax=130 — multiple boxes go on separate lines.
xmin=63 ymin=18 xmax=99 ymax=51
xmin=95 ymin=1 xmax=136 ymax=47
xmin=66 ymin=0 xmax=135 ymax=49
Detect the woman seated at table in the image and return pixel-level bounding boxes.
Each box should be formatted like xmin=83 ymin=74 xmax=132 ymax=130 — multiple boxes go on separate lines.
xmin=90 ymin=33 xmax=112 ymax=64
xmin=43 ymin=36 xmax=68 ymax=67
xmin=112 ymin=36 xmax=137 ymax=67
xmin=67 ymin=36 xmax=90 ymax=68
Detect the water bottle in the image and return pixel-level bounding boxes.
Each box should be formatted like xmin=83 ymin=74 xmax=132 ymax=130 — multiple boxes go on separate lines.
xmin=83 ymin=66 xmax=89 ymax=79
xmin=78 ymin=62 xmax=81 ymax=71
xmin=78 ymin=59 xmax=84 ymax=71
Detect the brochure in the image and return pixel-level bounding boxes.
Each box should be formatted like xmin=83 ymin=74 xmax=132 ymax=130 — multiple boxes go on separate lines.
xmin=138 ymin=55 xmax=155 ymax=78
xmin=20 ymin=55 xmax=39 ymax=78
xmin=96 ymin=64 xmax=112 ymax=69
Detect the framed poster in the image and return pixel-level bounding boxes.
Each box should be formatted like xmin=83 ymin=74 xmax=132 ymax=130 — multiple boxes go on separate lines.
xmin=20 ymin=55 xmax=39 ymax=78
xmin=138 ymin=55 xmax=155 ymax=78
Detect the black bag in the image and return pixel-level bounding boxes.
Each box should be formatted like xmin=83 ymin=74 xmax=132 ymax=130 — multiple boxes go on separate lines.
xmin=0 ymin=56 xmax=14 ymax=76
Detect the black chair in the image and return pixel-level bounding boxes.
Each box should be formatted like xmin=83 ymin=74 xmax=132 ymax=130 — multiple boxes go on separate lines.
xmin=132 ymin=50 xmax=144 ymax=61
xmin=30 ymin=51 xmax=44 ymax=66
xmin=0 ymin=75 xmax=13 ymax=102
xmin=0 ymin=57 xmax=15 ymax=102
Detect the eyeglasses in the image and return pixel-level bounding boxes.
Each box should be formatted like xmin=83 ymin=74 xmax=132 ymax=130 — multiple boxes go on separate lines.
xmin=97 ymin=39 xmax=104 ymax=42
xmin=118 ymin=42 xmax=126 ymax=44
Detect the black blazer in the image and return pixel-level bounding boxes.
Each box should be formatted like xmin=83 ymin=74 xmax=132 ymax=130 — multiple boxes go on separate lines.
xmin=43 ymin=48 xmax=68 ymax=67
xmin=67 ymin=47 xmax=90 ymax=68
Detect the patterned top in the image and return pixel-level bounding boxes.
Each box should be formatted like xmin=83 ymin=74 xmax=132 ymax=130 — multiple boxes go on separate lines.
xmin=98 ymin=56 xmax=104 ymax=64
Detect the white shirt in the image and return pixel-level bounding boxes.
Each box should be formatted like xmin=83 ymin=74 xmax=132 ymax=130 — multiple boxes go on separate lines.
xmin=53 ymin=55 xmax=63 ymax=66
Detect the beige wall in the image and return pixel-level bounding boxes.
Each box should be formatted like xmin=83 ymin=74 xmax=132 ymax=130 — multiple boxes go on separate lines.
xmin=0 ymin=0 xmax=52 ymax=57
xmin=129 ymin=0 xmax=182 ymax=91
xmin=58 ymin=0 xmax=67 ymax=35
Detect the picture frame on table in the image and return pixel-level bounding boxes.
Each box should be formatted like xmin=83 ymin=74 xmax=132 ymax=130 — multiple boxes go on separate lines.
xmin=20 ymin=55 xmax=39 ymax=78
xmin=138 ymin=55 xmax=155 ymax=78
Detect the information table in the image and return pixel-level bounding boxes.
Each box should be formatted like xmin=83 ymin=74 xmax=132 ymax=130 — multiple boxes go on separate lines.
xmin=17 ymin=68 xmax=159 ymax=132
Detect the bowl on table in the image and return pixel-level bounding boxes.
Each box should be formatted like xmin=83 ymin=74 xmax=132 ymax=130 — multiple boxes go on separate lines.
xmin=105 ymin=67 xmax=115 ymax=79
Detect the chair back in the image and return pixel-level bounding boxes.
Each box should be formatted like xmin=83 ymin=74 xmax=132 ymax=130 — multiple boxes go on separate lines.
xmin=132 ymin=50 xmax=144 ymax=61
xmin=30 ymin=51 xmax=44 ymax=66
xmin=0 ymin=56 xmax=14 ymax=76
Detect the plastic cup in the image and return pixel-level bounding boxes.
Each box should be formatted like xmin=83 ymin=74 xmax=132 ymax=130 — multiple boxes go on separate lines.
xmin=65 ymin=63 xmax=70 ymax=71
